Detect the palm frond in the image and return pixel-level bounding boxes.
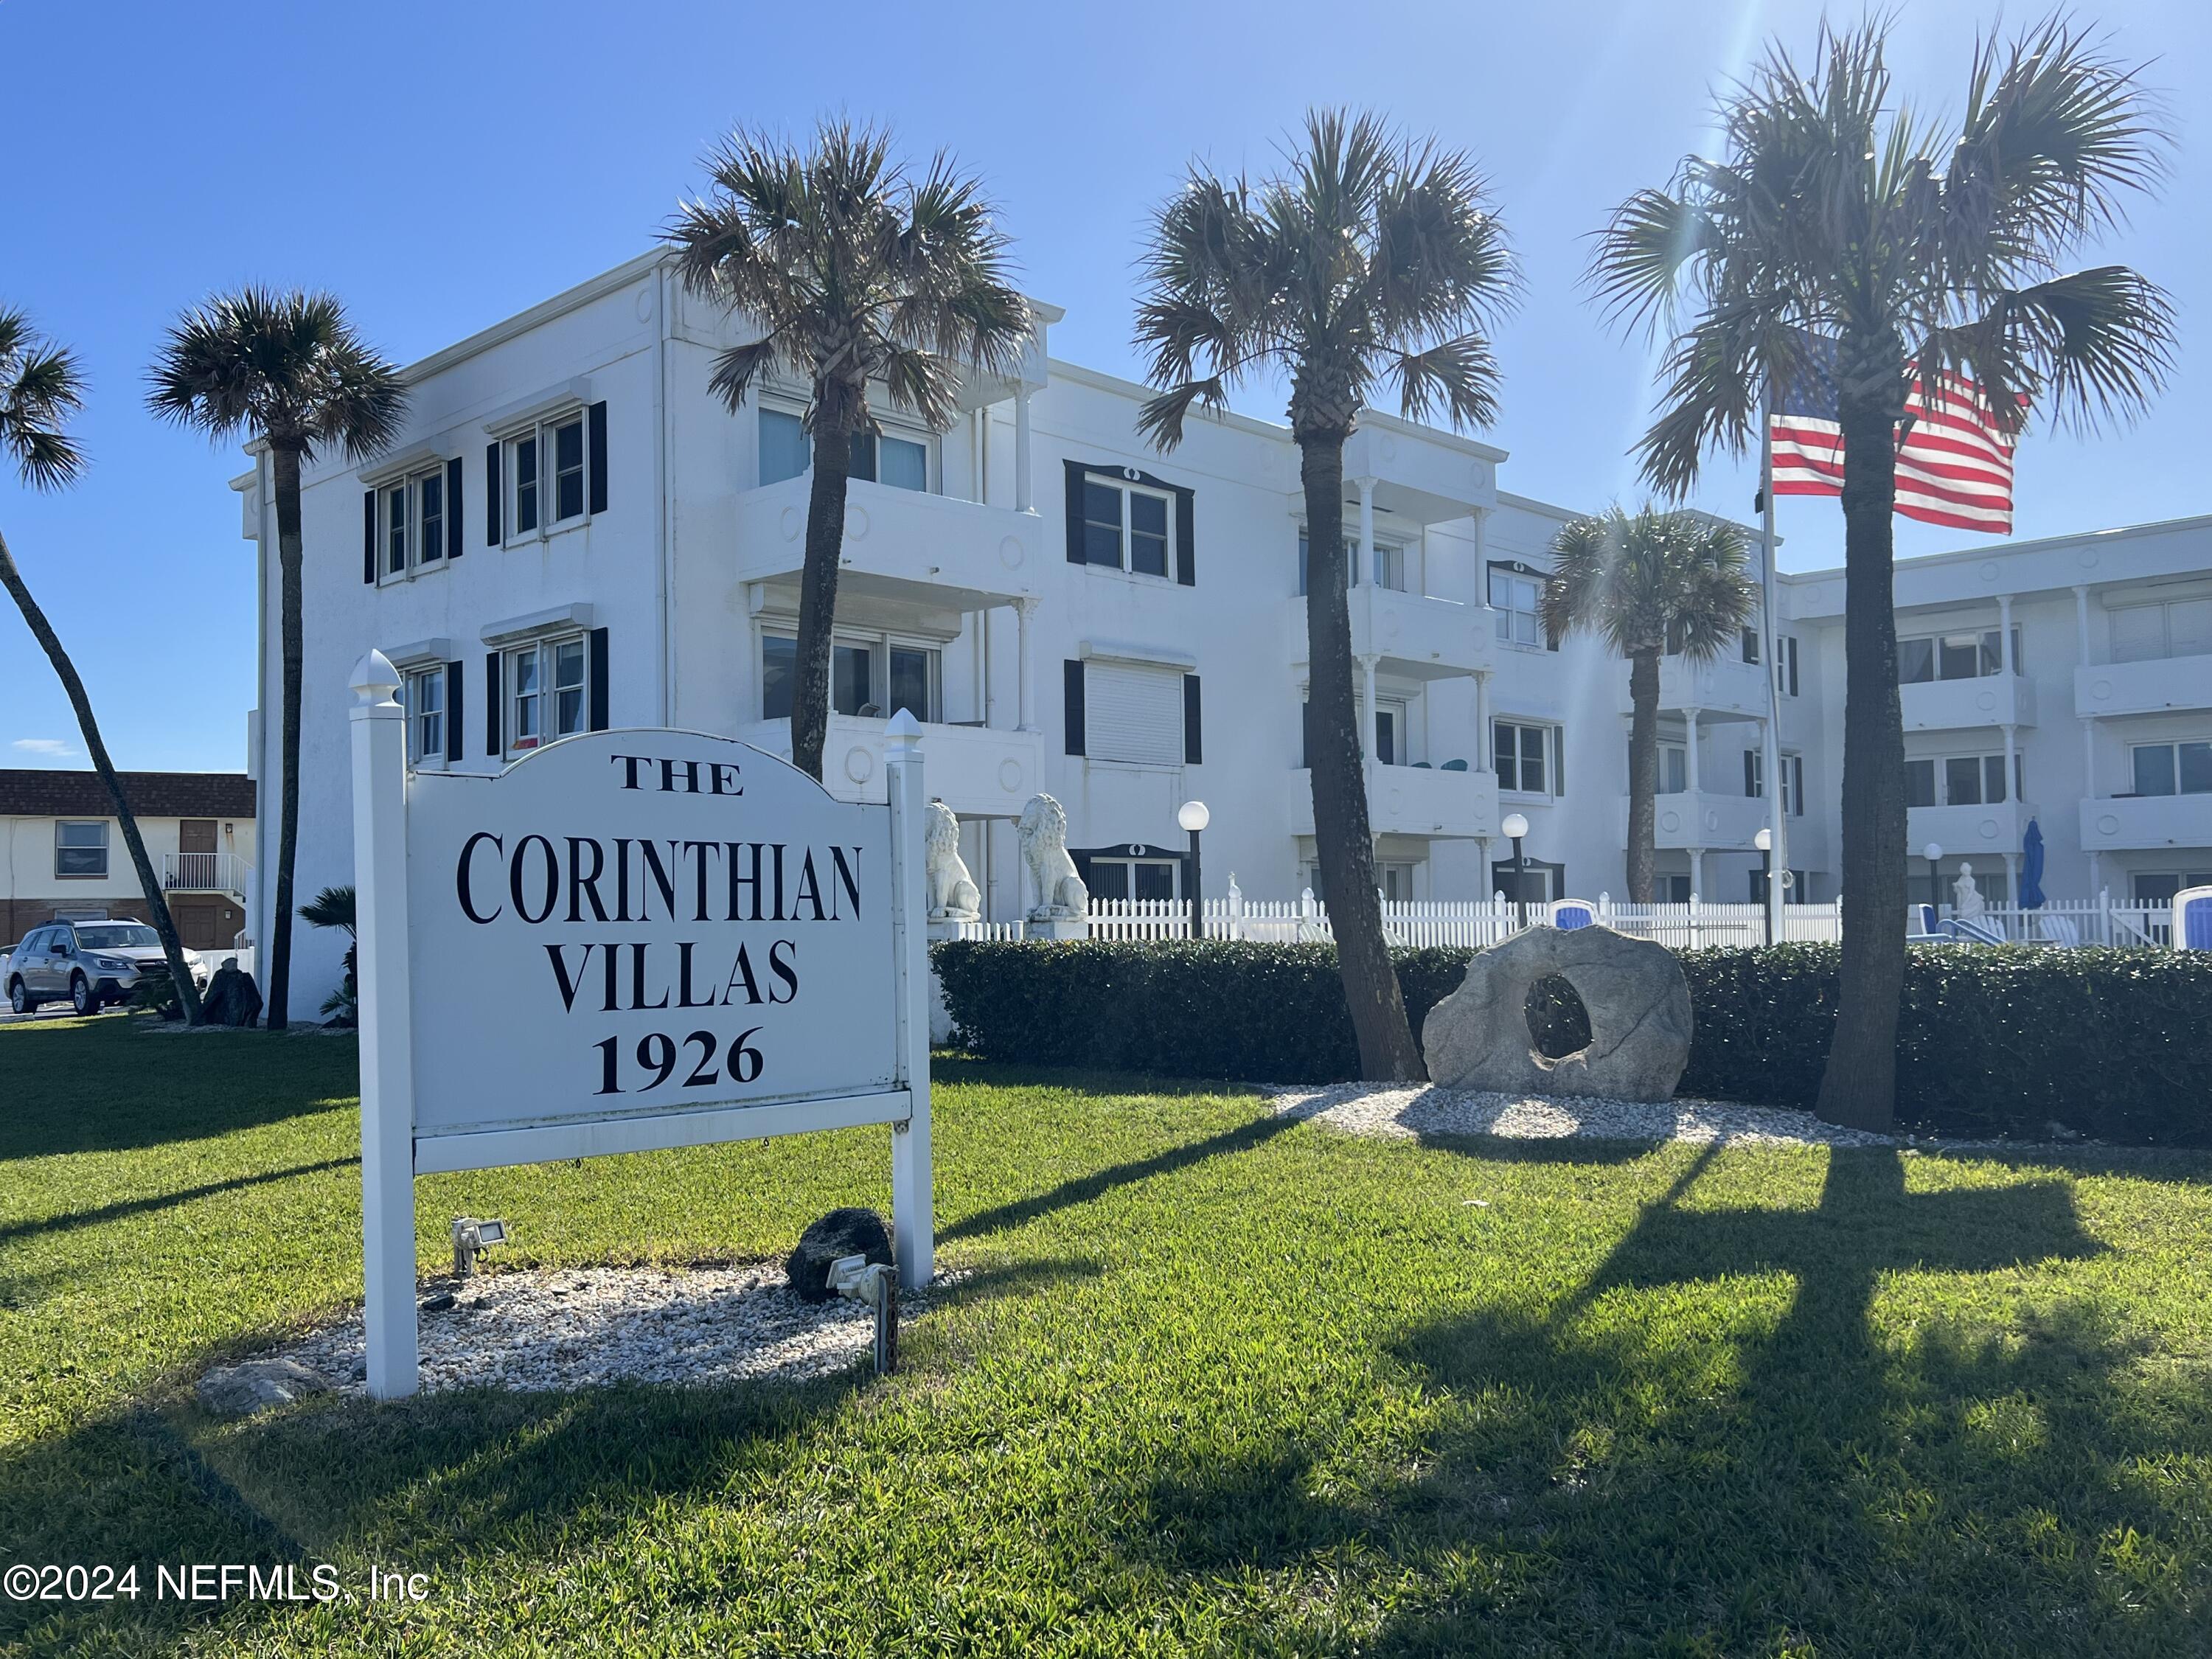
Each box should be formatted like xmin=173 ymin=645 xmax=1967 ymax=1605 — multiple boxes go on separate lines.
xmin=0 ymin=311 xmax=88 ymax=490
xmin=146 ymin=287 xmax=406 ymax=459
xmin=1388 ymin=335 xmax=1500 ymax=429
xmin=1134 ymin=378 xmax=1229 ymax=451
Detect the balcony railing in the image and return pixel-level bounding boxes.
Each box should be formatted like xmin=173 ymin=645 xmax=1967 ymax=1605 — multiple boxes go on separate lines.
xmin=2080 ymin=792 xmax=2212 ymax=853
xmin=1615 ymin=791 xmax=1770 ymax=850
xmin=1616 ymin=655 xmax=1772 ymax=722
xmin=161 ymin=851 xmax=251 ymax=894
xmin=1906 ymin=800 xmax=2036 ymax=858
xmin=2075 ymin=653 xmax=2212 ymax=719
xmin=1901 ymin=672 xmax=2036 ymax=731
xmin=1287 ymin=587 xmax=1496 ymax=678
xmin=738 ymin=714 xmax=1043 ymax=819
xmin=1288 ymin=761 xmax=1498 ymax=838
xmin=731 ymin=475 xmax=1043 ymax=605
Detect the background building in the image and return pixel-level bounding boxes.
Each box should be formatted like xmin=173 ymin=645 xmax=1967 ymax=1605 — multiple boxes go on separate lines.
xmin=0 ymin=769 xmax=255 ymax=948
xmin=224 ymin=251 xmax=2211 ymax=1012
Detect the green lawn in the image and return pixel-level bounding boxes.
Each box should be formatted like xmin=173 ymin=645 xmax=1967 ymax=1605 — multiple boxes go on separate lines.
xmin=2 ymin=1017 xmax=2209 ymax=1656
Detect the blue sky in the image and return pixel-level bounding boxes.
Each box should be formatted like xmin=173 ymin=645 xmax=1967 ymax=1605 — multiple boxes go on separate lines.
xmin=2 ymin=0 xmax=2203 ymax=773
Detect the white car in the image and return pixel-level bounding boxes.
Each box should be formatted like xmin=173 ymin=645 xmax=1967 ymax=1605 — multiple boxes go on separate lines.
xmin=5 ymin=921 xmax=208 ymax=1015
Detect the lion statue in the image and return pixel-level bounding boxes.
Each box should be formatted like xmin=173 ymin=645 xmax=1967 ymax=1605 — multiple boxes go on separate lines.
xmin=1016 ymin=793 xmax=1088 ymax=921
xmin=924 ymin=800 xmax=982 ymax=922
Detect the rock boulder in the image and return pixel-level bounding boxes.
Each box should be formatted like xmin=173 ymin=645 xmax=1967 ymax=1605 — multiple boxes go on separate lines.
xmin=195 ymin=1357 xmax=332 ymax=1417
xmin=785 ymin=1207 xmax=894 ymax=1303
xmin=1421 ymin=924 xmax=1692 ymax=1102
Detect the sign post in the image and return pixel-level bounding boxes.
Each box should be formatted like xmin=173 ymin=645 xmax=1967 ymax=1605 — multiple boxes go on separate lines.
xmin=347 ymin=650 xmax=935 ymax=1401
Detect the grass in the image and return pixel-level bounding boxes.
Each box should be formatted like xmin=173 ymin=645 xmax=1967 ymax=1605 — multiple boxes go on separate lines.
xmin=1 ymin=1017 xmax=2209 ymax=1656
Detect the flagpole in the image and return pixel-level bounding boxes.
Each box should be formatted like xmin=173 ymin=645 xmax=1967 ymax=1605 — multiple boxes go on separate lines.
xmin=1759 ymin=389 xmax=1787 ymax=949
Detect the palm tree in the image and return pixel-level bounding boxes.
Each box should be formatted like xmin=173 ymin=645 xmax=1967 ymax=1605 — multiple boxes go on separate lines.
xmin=1540 ymin=507 xmax=1757 ymax=903
xmin=299 ymin=883 xmax=358 ymax=1024
xmin=0 ymin=310 xmax=204 ymax=1023
xmin=664 ymin=121 xmax=1032 ymax=783
xmin=1588 ymin=19 xmax=2172 ymax=1129
xmin=148 ymin=289 xmax=406 ymax=1031
xmin=1134 ymin=108 xmax=1516 ymax=1081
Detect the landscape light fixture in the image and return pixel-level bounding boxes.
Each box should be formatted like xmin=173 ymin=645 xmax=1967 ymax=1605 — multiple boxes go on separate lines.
xmin=451 ymin=1217 xmax=510 ymax=1276
xmin=827 ymin=1253 xmax=899 ymax=1374
xmin=1500 ymin=813 xmax=1531 ymax=929
xmin=1177 ymin=800 xmax=1210 ymax=938
xmin=1923 ymin=841 xmax=1945 ymax=916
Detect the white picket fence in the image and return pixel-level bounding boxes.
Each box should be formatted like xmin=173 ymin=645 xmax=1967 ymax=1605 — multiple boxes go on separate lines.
xmin=947 ymin=886 xmax=2177 ymax=948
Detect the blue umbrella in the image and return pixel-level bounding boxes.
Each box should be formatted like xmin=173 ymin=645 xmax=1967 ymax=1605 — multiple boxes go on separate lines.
xmin=2020 ymin=817 xmax=2047 ymax=909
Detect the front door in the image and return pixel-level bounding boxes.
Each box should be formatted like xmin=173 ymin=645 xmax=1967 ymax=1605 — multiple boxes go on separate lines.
xmin=178 ymin=819 xmax=218 ymax=889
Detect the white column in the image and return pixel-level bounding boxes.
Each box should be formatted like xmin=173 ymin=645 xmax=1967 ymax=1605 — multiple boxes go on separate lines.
xmin=1354 ymin=476 xmax=1377 ymax=587
xmin=1684 ymin=708 xmax=1703 ymax=796
xmin=1688 ymin=847 xmax=1705 ymax=900
xmin=1998 ymin=593 xmax=2020 ymax=825
xmin=2073 ymin=583 xmax=2092 ymax=663
xmin=883 ymin=711 xmax=935 ymax=1289
xmin=1015 ymin=599 xmax=1037 ymax=733
xmin=349 ymin=650 xmax=418 ymax=1402
xmin=1998 ymin=593 xmax=2017 ymax=676
xmin=1013 ymin=386 xmax=1033 ymax=514
xmin=2003 ymin=851 xmax=2019 ymax=907
xmin=1472 ymin=671 xmax=1489 ymax=772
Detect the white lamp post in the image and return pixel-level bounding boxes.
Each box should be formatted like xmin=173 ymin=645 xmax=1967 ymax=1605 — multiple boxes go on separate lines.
xmin=1923 ymin=840 xmax=1945 ymax=915
xmin=1178 ymin=799 xmax=1210 ymax=939
xmin=1501 ymin=810 xmax=1531 ymax=929
xmin=1754 ymin=827 xmax=1774 ymax=945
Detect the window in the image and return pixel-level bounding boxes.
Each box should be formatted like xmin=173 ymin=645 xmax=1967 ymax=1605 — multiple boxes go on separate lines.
xmin=55 ymin=820 xmax=108 ymax=878
xmin=1297 ymin=532 xmax=1405 ymax=594
xmin=507 ymin=636 xmax=587 ymax=754
xmin=1742 ymin=751 xmax=1805 ymax=814
xmin=1493 ymin=720 xmax=1552 ymax=795
xmin=760 ymin=631 xmax=941 ymax=723
xmin=1741 ymin=626 xmax=1761 ymax=664
xmin=759 ymin=408 xmax=931 ymax=493
xmin=2134 ymin=872 xmax=2212 ymax=908
xmin=1624 ymin=738 xmax=1689 ymax=793
xmin=376 ymin=467 xmax=452 ymax=579
xmin=2110 ymin=598 xmax=2212 ymax=664
xmin=1898 ymin=627 xmax=2020 ymax=684
xmin=1373 ymin=702 xmax=1408 ymax=766
xmin=1489 ymin=569 xmax=1545 ymax=647
xmin=1749 ymin=867 xmax=1810 ymax=904
xmin=74 ymin=922 xmax=158 ymax=951
xmin=1082 ymin=474 xmax=1176 ymax=579
xmin=504 ymin=408 xmax=597 ymax=540
xmin=1378 ymin=860 xmax=1415 ymax=902
xmin=1088 ymin=858 xmax=1180 ymax=902
xmin=2130 ymin=740 xmax=2212 ymax=797
xmin=1660 ymin=874 xmax=1693 ymax=903
xmin=1906 ymin=751 xmax=2024 ymax=807
xmin=383 ymin=482 xmax=408 ymax=576
xmin=1085 ymin=661 xmax=1183 ymax=765
xmin=406 ymin=668 xmax=446 ymax=765
xmin=1778 ymin=633 xmax=1801 ymax=697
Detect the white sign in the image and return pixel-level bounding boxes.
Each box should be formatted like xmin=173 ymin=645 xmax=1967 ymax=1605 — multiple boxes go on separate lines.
xmin=348 ymin=651 xmax=932 ymax=1400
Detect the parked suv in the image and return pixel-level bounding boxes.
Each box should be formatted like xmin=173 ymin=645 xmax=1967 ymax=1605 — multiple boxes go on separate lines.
xmin=5 ymin=921 xmax=205 ymax=1015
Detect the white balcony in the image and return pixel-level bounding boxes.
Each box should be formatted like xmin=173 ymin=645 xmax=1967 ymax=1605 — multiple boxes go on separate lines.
xmin=1902 ymin=672 xmax=2037 ymax=731
xmin=1908 ymin=800 xmax=2037 ymax=859
xmin=731 ymin=476 xmax=1043 ymax=609
xmin=1288 ymin=762 xmax=1498 ymax=839
xmin=161 ymin=851 xmax=251 ymax=896
xmin=2080 ymin=793 xmax=2212 ymax=853
xmin=1616 ymin=655 xmax=1773 ymax=723
xmin=738 ymin=714 xmax=1043 ymax=821
xmin=1284 ymin=588 xmax=1496 ymax=679
xmin=2075 ymin=654 xmax=2212 ymax=719
xmin=1617 ymin=791 xmax=1769 ymax=850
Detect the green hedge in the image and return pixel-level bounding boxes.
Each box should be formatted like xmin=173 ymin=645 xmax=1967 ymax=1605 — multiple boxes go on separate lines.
xmin=931 ymin=939 xmax=2212 ymax=1146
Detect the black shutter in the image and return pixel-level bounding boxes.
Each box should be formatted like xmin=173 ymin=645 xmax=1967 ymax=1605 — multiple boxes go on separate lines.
xmin=485 ymin=653 xmax=503 ymax=757
xmin=444 ymin=661 xmax=465 ymax=762
xmin=1062 ymin=658 xmax=1085 ymax=756
xmin=588 ymin=401 xmax=609 ymax=515
xmin=1302 ymin=700 xmax=1316 ymax=770
xmin=363 ymin=490 xmax=377 ymax=584
xmin=445 ymin=457 xmax=465 ymax=560
xmin=1063 ymin=460 xmax=1086 ymax=565
xmin=1745 ymin=750 xmax=1759 ymax=798
xmin=1552 ymin=727 xmax=1565 ymax=797
xmin=1183 ymin=674 xmax=1203 ymax=765
xmin=485 ymin=442 xmax=502 ymax=545
xmin=588 ymin=627 xmax=610 ymax=731
xmin=1175 ymin=486 xmax=1196 ymax=586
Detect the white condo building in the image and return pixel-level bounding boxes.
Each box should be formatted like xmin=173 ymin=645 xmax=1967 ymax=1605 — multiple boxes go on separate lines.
xmin=227 ymin=252 xmax=2212 ymax=1009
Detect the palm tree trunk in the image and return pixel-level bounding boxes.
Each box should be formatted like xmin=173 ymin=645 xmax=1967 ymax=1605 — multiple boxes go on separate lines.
xmin=1815 ymin=369 xmax=1908 ymax=1131
xmin=791 ymin=420 xmax=854 ymax=783
xmin=1626 ymin=647 xmax=1661 ymax=904
xmin=0 ymin=526 xmax=204 ymax=1024
xmin=1298 ymin=434 xmax=1424 ymax=1081
xmin=267 ymin=443 xmax=306 ymax=1031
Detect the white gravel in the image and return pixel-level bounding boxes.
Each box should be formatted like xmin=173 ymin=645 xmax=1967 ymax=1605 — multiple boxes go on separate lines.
xmin=1269 ymin=1083 xmax=1903 ymax=1148
xmin=276 ymin=1262 xmax=925 ymax=1397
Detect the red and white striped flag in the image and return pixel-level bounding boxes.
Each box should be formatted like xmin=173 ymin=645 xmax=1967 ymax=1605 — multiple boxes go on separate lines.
xmin=1769 ymin=337 xmax=2025 ymax=534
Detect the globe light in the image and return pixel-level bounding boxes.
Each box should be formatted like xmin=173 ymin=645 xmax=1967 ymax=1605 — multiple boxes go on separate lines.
xmin=1754 ymin=828 xmax=1773 ymax=852
xmin=1924 ymin=841 xmax=1944 ymax=863
xmin=1500 ymin=812 xmax=1530 ymax=840
xmin=1177 ymin=800 xmax=1211 ymax=834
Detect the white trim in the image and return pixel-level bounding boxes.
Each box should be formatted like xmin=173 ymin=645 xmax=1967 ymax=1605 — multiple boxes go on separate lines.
xmin=481 ymin=603 xmax=595 ymax=647
xmin=359 ymin=441 xmax=454 ymax=488
xmin=481 ymin=378 xmax=594 ymax=439
xmin=384 ymin=636 xmax=455 ymax=669
xmin=416 ymin=1088 xmax=914 ymax=1175
xmin=1078 ymin=637 xmax=1197 ymax=669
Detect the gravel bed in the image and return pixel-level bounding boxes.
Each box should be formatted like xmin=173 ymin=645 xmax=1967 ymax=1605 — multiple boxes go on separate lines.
xmin=278 ymin=1263 xmax=924 ymax=1397
xmin=1270 ymin=1083 xmax=1904 ymax=1148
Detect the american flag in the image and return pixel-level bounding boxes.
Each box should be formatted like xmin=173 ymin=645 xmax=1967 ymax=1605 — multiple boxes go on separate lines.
xmin=1768 ymin=333 xmax=2023 ymax=534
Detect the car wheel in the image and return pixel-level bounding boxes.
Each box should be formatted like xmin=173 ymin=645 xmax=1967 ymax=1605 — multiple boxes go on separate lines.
xmin=7 ymin=978 xmax=30 ymax=1015
xmin=70 ymin=973 xmax=93 ymax=1017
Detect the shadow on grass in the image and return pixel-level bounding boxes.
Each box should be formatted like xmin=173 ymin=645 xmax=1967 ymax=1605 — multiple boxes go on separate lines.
xmin=0 ymin=1158 xmax=359 ymax=1247
xmin=1132 ymin=1149 xmax=2211 ymax=1655
xmin=0 ymin=1020 xmax=360 ymax=1162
